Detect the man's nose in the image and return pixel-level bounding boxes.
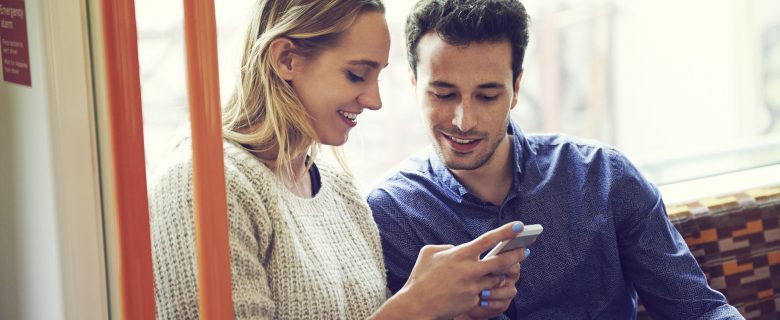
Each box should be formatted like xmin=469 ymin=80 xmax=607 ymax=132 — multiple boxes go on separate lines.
xmin=452 ymin=99 xmax=476 ymax=133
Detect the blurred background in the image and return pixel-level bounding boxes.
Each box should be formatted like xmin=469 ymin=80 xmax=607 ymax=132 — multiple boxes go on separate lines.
xmin=135 ymin=0 xmax=780 ymax=190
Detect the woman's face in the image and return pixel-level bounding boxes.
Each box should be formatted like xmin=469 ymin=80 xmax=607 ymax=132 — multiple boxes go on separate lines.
xmin=288 ymin=11 xmax=391 ymax=146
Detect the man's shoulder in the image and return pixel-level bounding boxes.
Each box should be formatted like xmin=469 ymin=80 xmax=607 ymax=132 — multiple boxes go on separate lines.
xmin=527 ymin=133 xmax=616 ymax=154
xmin=366 ymin=148 xmax=438 ymax=204
xmin=524 ymin=133 xmax=632 ymax=166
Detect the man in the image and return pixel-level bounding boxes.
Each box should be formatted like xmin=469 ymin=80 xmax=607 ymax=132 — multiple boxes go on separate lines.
xmin=367 ymin=0 xmax=744 ymax=319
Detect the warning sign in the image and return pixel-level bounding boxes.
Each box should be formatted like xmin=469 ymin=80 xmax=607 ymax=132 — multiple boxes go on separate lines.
xmin=1 ymin=0 xmax=31 ymax=86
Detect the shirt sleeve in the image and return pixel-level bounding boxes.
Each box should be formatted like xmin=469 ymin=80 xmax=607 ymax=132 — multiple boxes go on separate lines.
xmin=367 ymin=188 xmax=422 ymax=294
xmin=150 ymin=160 xmax=275 ymax=319
xmin=608 ymin=150 xmax=743 ymax=320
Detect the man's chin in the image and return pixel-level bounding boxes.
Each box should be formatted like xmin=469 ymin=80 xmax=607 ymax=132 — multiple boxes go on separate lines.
xmin=439 ymin=151 xmax=482 ymax=170
xmin=445 ymin=163 xmax=480 ymax=171
xmin=433 ymin=144 xmax=493 ymax=171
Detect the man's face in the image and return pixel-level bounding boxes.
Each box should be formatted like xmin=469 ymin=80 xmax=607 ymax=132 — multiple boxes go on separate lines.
xmin=412 ymin=33 xmax=521 ymax=170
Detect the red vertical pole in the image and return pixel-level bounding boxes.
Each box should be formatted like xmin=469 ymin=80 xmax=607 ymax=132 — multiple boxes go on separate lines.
xmin=182 ymin=0 xmax=235 ymax=319
xmin=98 ymin=0 xmax=156 ymax=319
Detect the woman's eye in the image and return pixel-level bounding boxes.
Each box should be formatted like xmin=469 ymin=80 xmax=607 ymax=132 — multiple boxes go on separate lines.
xmin=434 ymin=93 xmax=455 ymax=99
xmin=346 ymin=71 xmax=365 ymax=83
xmin=480 ymin=95 xmax=499 ymax=101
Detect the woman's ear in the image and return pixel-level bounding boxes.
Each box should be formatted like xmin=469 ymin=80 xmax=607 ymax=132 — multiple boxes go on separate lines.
xmin=269 ymin=37 xmax=298 ymax=81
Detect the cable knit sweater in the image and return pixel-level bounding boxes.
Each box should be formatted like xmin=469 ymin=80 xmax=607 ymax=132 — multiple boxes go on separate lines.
xmin=149 ymin=139 xmax=388 ymax=319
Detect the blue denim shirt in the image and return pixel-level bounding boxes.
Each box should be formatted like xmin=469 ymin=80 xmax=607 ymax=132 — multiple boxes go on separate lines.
xmin=367 ymin=119 xmax=742 ymax=319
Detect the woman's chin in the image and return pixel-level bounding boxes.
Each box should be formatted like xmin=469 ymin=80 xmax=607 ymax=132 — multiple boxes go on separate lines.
xmin=319 ymin=134 xmax=350 ymax=147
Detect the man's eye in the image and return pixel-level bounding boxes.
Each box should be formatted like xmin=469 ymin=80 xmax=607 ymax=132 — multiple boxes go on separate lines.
xmin=346 ymin=71 xmax=365 ymax=83
xmin=480 ymin=95 xmax=499 ymax=101
xmin=434 ymin=93 xmax=455 ymax=99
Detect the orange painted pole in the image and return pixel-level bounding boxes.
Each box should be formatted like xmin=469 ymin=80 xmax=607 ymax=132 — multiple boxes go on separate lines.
xmin=182 ymin=0 xmax=234 ymax=319
xmin=99 ymin=0 xmax=156 ymax=319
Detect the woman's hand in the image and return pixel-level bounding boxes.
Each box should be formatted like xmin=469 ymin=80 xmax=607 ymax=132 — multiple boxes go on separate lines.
xmin=455 ymin=255 xmax=525 ymax=320
xmin=375 ymin=221 xmax=527 ymax=320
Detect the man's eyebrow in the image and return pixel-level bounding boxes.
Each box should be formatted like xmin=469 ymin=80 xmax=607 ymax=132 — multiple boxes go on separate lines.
xmin=430 ymin=80 xmax=456 ymax=88
xmin=477 ymin=83 xmax=505 ymax=89
xmin=429 ymin=81 xmax=506 ymax=89
xmin=347 ymin=59 xmax=388 ymax=69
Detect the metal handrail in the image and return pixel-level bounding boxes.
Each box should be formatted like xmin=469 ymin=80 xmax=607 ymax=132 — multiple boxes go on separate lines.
xmin=99 ymin=0 xmax=155 ymax=318
xmin=183 ymin=0 xmax=234 ymax=319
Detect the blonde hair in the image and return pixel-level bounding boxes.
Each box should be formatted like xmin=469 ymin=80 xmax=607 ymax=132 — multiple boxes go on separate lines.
xmin=223 ymin=0 xmax=385 ymax=176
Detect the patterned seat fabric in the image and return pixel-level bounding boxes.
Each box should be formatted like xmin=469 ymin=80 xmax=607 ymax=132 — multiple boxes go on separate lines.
xmin=637 ymin=186 xmax=780 ymax=320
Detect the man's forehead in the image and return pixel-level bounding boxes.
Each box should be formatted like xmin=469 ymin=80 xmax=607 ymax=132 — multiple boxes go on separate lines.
xmin=416 ymin=33 xmax=513 ymax=82
xmin=417 ymin=33 xmax=512 ymax=58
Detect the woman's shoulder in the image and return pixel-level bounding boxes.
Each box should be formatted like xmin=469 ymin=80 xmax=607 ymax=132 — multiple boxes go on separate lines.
xmin=147 ymin=137 xmax=196 ymax=197
xmin=221 ymin=139 xmax=276 ymax=186
xmin=148 ymin=138 xmax=280 ymax=233
xmin=148 ymin=137 xmax=278 ymax=198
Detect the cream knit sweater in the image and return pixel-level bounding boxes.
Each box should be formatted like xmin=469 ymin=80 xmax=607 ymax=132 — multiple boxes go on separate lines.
xmin=149 ymin=139 xmax=387 ymax=319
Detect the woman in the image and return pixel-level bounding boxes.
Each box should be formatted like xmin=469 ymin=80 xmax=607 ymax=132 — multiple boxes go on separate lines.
xmin=150 ymin=0 xmax=526 ymax=319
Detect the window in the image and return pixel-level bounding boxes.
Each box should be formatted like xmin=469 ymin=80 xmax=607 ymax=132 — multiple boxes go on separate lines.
xmin=137 ymin=0 xmax=780 ymax=191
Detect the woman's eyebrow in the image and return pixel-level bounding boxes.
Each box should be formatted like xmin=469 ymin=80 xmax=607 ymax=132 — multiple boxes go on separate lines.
xmin=347 ymin=59 xmax=388 ymax=69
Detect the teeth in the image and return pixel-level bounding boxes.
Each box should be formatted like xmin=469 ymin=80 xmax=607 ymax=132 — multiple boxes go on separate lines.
xmin=450 ymin=136 xmax=475 ymax=144
xmin=339 ymin=111 xmax=358 ymax=121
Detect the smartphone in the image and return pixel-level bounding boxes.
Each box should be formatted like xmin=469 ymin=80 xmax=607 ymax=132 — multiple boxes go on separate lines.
xmin=482 ymin=224 xmax=543 ymax=260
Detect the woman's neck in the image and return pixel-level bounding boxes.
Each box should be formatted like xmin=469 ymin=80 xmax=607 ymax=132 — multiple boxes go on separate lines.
xmin=252 ymin=146 xmax=314 ymax=198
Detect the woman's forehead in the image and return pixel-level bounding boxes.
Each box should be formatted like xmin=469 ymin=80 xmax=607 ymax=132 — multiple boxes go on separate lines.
xmin=328 ymin=11 xmax=390 ymax=66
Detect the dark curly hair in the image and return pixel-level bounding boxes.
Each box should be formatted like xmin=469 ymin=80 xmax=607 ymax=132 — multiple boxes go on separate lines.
xmin=406 ymin=0 xmax=530 ymax=81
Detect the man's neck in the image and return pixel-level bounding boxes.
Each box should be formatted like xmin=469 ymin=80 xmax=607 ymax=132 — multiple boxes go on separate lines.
xmin=450 ymin=135 xmax=515 ymax=206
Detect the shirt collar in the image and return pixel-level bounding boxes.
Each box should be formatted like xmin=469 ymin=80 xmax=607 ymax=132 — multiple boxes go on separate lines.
xmin=429 ymin=118 xmax=528 ymax=202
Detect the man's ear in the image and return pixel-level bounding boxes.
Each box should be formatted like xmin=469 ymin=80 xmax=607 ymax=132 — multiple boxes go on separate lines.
xmin=408 ymin=65 xmax=419 ymax=103
xmin=510 ymin=69 xmax=523 ymax=110
xmin=269 ymin=37 xmax=298 ymax=81
xmin=408 ymin=65 xmax=417 ymax=87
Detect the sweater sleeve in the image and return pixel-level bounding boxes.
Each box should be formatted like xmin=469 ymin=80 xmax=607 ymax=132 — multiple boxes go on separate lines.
xmin=150 ymin=158 xmax=275 ymax=320
xmin=226 ymin=164 xmax=275 ymax=319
